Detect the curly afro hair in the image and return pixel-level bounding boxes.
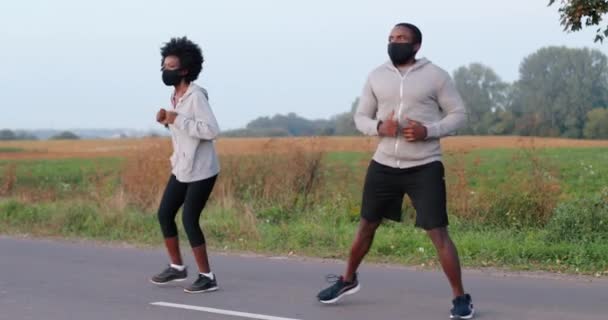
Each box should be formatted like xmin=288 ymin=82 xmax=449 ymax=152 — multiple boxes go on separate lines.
xmin=160 ymin=36 xmax=204 ymax=83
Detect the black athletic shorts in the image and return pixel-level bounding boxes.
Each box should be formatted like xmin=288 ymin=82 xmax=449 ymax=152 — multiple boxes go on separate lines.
xmin=360 ymin=160 xmax=448 ymax=230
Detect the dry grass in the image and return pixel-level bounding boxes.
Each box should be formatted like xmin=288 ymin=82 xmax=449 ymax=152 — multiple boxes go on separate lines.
xmin=2 ymin=136 xmax=608 ymax=160
xmin=112 ymin=138 xmax=327 ymax=217
xmin=120 ymin=141 xmax=172 ymax=211
xmin=2 ymin=136 xmax=607 ymax=274
xmin=1 ymin=135 xmax=603 ymax=227
xmin=0 ymin=137 xmax=169 ymax=160
xmin=0 ymin=163 xmax=16 ymax=196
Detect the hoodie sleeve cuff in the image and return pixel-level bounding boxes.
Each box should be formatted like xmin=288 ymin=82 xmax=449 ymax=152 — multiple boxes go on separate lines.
xmin=425 ymin=123 xmax=440 ymax=139
xmin=374 ymin=120 xmax=382 ymax=135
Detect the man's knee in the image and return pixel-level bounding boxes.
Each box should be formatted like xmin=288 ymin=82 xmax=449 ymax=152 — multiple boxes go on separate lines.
xmin=427 ymin=227 xmax=450 ymax=249
xmin=358 ymin=218 xmax=380 ymax=238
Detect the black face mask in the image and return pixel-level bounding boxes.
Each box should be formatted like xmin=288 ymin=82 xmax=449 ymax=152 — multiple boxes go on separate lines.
xmin=162 ymin=69 xmax=183 ymax=86
xmin=387 ymin=42 xmax=416 ymax=66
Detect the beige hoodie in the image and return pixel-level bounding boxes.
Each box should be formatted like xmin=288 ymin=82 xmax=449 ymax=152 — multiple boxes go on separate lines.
xmin=354 ymin=58 xmax=467 ymax=169
xmin=169 ymin=83 xmax=220 ymax=182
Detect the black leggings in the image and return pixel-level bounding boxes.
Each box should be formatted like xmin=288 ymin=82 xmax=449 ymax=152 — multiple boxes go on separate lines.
xmin=157 ymin=174 xmax=217 ymax=247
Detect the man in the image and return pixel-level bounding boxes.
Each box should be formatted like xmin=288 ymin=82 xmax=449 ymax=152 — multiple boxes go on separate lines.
xmin=316 ymin=23 xmax=474 ymax=319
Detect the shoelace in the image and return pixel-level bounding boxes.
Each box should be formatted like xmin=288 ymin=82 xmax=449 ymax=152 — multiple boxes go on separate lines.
xmin=325 ymin=274 xmax=343 ymax=283
xmin=163 ymin=265 xmax=183 ymax=275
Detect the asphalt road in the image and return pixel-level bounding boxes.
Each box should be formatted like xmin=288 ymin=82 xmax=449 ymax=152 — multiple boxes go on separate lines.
xmin=1 ymin=236 xmax=607 ymax=320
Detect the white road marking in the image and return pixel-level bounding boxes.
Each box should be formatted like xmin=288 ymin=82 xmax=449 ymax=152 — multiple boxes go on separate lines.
xmin=150 ymin=301 xmax=302 ymax=320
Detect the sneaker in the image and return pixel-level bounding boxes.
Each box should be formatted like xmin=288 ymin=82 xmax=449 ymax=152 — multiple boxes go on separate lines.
xmin=450 ymin=294 xmax=475 ymax=319
xmin=150 ymin=265 xmax=188 ymax=285
xmin=317 ymin=273 xmax=360 ymax=304
xmin=184 ymin=273 xmax=219 ymax=293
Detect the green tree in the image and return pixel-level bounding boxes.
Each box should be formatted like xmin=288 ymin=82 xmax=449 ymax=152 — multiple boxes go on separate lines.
xmin=14 ymin=131 xmax=38 ymax=140
xmin=333 ymin=98 xmax=360 ymax=136
xmin=491 ymin=111 xmax=517 ymax=135
xmin=243 ymin=113 xmax=333 ymax=136
xmin=549 ymin=0 xmax=608 ymax=43
xmin=514 ymin=46 xmax=608 ymax=137
xmin=479 ymin=110 xmax=517 ymax=135
xmin=51 ymin=131 xmax=80 ymax=140
xmin=0 ymin=129 xmax=16 ymax=140
xmin=453 ymin=63 xmax=509 ymax=134
xmin=583 ymin=107 xmax=608 ymax=138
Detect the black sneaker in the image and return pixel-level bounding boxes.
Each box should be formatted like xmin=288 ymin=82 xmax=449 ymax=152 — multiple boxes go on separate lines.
xmin=150 ymin=265 xmax=188 ymax=285
xmin=450 ymin=294 xmax=475 ymax=319
xmin=184 ymin=273 xmax=219 ymax=293
xmin=317 ymin=273 xmax=360 ymax=304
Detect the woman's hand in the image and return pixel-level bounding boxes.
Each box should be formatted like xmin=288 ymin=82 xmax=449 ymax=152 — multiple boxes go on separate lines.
xmin=156 ymin=108 xmax=167 ymax=124
xmin=163 ymin=111 xmax=178 ymax=125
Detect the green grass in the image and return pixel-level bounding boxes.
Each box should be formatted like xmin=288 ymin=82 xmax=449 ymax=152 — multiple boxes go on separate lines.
xmin=0 ymin=147 xmax=25 ymax=153
xmin=326 ymin=148 xmax=608 ymax=197
xmin=3 ymin=148 xmax=607 ymax=197
xmin=0 ymin=158 xmax=122 ymax=194
xmin=541 ymin=148 xmax=608 ymax=196
xmin=325 ymin=151 xmax=370 ymax=167
xmin=2 ymin=147 xmax=608 ymax=275
xmin=1 ymin=198 xmax=606 ymax=274
xmin=0 ymin=199 xmax=159 ymax=244
xmin=442 ymin=148 xmax=608 ymax=197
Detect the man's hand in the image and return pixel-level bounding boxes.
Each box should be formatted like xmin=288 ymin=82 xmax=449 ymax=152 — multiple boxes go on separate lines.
xmin=402 ymin=118 xmax=427 ymax=142
xmin=378 ymin=111 xmax=399 ymax=137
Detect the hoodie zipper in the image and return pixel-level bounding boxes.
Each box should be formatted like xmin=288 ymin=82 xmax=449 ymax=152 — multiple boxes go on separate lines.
xmin=394 ymin=67 xmax=413 ymax=168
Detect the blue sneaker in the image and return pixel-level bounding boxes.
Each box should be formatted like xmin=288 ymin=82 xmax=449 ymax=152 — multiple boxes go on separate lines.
xmin=450 ymin=294 xmax=474 ymax=319
xmin=317 ymin=273 xmax=360 ymax=304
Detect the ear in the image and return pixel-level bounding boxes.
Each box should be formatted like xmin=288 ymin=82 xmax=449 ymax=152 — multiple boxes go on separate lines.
xmin=414 ymin=43 xmax=421 ymax=53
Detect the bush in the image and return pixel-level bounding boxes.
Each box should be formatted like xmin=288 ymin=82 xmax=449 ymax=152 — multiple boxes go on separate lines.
xmin=546 ymin=189 xmax=608 ymax=243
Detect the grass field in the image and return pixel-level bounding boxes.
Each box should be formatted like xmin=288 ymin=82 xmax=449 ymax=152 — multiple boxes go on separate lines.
xmin=2 ymin=136 xmax=608 ymax=159
xmin=1 ymin=136 xmax=607 ymax=275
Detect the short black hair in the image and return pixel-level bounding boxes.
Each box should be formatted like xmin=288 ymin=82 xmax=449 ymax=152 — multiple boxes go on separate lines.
xmin=160 ymin=36 xmax=204 ymax=83
xmin=394 ymin=23 xmax=422 ymax=44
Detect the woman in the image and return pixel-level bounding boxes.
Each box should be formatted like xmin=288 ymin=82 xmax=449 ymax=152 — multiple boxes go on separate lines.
xmin=150 ymin=36 xmax=220 ymax=294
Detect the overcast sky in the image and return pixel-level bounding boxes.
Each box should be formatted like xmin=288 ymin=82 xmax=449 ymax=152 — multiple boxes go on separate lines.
xmin=1 ymin=0 xmax=606 ymax=131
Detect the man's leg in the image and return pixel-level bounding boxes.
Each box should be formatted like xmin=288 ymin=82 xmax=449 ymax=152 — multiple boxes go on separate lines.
xmin=427 ymin=227 xmax=465 ymax=298
xmin=344 ymin=218 xmax=382 ymax=282
xmin=318 ymin=160 xmax=402 ymax=304
xmin=344 ymin=160 xmax=401 ymax=281
xmin=317 ymin=217 xmax=381 ymax=303
xmin=407 ymin=161 xmax=473 ymax=318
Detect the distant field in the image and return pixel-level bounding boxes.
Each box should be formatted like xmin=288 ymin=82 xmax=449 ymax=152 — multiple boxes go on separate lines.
xmin=1 ymin=136 xmax=608 ymax=160
xmin=1 ymin=136 xmax=607 ymax=275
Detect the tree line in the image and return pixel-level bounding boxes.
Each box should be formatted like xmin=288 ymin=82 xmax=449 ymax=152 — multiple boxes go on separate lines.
xmin=224 ymin=46 xmax=608 ymax=139
xmin=0 ymin=130 xmax=79 ymax=141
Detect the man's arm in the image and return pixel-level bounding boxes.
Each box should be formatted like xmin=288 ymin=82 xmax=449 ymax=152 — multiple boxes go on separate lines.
xmin=354 ymin=77 xmax=381 ymax=136
xmin=425 ymin=76 xmax=467 ymax=139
